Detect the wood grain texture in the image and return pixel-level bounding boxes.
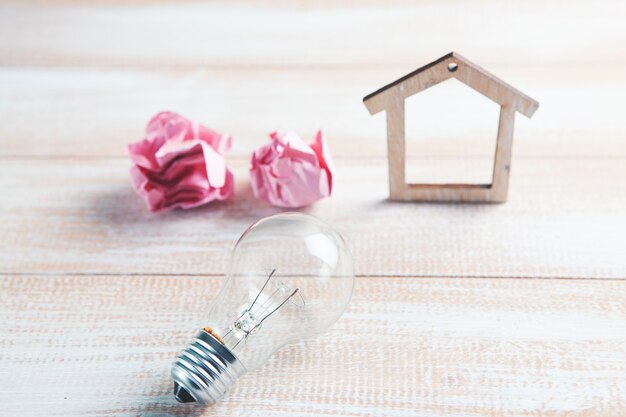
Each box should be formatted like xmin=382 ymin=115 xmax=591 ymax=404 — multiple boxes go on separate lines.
xmin=364 ymin=52 xmax=538 ymax=117
xmin=1 ymin=0 xmax=626 ymax=415
xmin=1 ymin=157 xmax=625 ymax=278
xmin=1 ymin=275 xmax=625 ymax=417
xmin=489 ymin=106 xmax=515 ymax=202
xmin=367 ymin=52 xmax=538 ymax=202
xmin=2 ymin=66 xmax=626 ymax=158
xmin=386 ymin=95 xmax=406 ymax=199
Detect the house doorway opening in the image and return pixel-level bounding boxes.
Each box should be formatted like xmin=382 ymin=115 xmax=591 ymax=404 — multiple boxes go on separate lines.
xmin=404 ymin=77 xmax=500 ymax=185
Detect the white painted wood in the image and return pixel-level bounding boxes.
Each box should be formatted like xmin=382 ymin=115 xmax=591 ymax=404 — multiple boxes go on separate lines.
xmin=1 ymin=66 xmax=625 ymax=158
xmin=1 ymin=275 xmax=625 ymax=417
xmin=1 ymin=2 xmax=626 ymax=416
xmin=1 ymin=157 xmax=625 ymax=278
xmin=1 ymin=1 xmax=626 ymax=68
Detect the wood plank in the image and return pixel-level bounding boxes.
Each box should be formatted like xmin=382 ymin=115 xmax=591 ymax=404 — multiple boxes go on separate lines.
xmin=1 ymin=66 xmax=626 ymax=157
xmin=1 ymin=1 xmax=625 ymax=68
xmin=1 ymin=275 xmax=625 ymax=417
xmin=1 ymin=157 xmax=625 ymax=278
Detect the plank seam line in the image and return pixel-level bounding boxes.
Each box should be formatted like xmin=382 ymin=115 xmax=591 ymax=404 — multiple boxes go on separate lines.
xmin=1 ymin=60 xmax=625 ymax=70
xmin=2 ymin=155 xmax=626 ymax=161
xmin=1 ymin=272 xmax=624 ymax=281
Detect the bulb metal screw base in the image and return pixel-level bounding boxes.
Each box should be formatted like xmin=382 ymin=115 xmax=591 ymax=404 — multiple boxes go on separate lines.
xmin=172 ymin=330 xmax=246 ymax=405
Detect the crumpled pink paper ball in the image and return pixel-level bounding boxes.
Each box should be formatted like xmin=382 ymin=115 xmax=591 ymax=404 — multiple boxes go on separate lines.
xmin=250 ymin=130 xmax=334 ymax=208
xmin=128 ymin=111 xmax=234 ymax=213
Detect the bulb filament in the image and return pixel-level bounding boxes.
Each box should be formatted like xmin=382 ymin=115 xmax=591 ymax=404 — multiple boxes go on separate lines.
xmin=221 ymin=269 xmax=304 ymax=350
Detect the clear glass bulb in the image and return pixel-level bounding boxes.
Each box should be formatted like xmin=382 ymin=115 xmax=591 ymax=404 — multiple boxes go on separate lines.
xmin=172 ymin=213 xmax=355 ymax=405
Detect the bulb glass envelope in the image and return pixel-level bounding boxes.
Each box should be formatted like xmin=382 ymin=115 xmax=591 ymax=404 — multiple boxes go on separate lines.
xmin=205 ymin=212 xmax=355 ymax=371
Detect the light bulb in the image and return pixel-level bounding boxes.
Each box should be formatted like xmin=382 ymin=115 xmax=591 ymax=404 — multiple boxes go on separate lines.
xmin=171 ymin=213 xmax=355 ymax=405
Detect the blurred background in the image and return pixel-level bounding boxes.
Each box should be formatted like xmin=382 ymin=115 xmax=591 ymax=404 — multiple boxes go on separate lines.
xmin=2 ymin=1 xmax=624 ymax=164
xmin=2 ymin=0 xmax=625 ymax=276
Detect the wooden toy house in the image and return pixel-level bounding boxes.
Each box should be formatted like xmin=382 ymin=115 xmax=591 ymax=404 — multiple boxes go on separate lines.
xmin=363 ymin=52 xmax=539 ymax=203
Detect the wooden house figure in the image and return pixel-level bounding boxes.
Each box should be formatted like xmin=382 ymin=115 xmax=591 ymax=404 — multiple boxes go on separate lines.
xmin=363 ymin=52 xmax=539 ymax=203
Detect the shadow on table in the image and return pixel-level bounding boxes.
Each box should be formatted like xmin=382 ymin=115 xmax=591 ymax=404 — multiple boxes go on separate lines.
xmin=371 ymin=196 xmax=508 ymax=219
xmin=91 ymin=180 xmax=292 ymax=228
xmin=130 ymin=395 xmax=206 ymax=417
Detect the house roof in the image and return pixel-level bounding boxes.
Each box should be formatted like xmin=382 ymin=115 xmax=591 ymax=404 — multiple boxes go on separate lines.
xmin=363 ymin=52 xmax=539 ymax=118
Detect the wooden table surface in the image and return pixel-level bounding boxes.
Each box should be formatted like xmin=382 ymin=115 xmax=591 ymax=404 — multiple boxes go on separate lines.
xmin=1 ymin=1 xmax=626 ymax=416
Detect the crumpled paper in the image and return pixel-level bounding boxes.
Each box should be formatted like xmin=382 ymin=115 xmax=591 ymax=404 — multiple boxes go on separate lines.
xmin=250 ymin=130 xmax=333 ymax=208
xmin=128 ymin=111 xmax=234 ymax=212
